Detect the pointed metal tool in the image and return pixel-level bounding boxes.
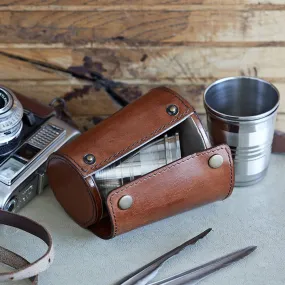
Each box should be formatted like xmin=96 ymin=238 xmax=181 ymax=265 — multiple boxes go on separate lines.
xmin=148 ymin=246 xmax=257 ymax=285
xmin=118 ymin=229 xmax=257 ymax=285
xmin=119 ymin=229 xmax=212 ymax=285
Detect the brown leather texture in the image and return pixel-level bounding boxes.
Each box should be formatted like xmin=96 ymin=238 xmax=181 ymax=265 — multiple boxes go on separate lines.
xmin=14 ymin=91 xmax=55 ymax=118
xmin=191 ymin=112 xmax=212 ymax=149
xmin=47 ymin=87 xmax=195 ymax=229
xmin=47 ymin=87 xmax=235 ymax=239
xmin=55 ymin=87 xmax=194 ymax=177
xmin=272 ymin=130 xmax=285 ymax=153
xmin=47 ymin=156 xmax=102 ymax=227
xmin=106 ymin=144 xmax=233 ymax=237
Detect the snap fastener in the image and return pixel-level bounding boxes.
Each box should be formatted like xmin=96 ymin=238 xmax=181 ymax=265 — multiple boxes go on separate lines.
xmin=83 ymin=154 xmax=96 ymax=165
xmin=166 ymin=105 xmax=179 ymax=116
xmin=208 ymin=154 xmax=223 ymax=169
xmin=118 ymin=195 xmax=133 ymax=210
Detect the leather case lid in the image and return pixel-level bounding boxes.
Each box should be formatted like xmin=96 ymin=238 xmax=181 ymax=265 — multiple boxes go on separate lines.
xmin=104 ymin=144 xmax=233 ymax=237
xmin=48 ymin=87 xmax=195 ymax=228
xmin=56 ymin=87 xmax=195 ymax=177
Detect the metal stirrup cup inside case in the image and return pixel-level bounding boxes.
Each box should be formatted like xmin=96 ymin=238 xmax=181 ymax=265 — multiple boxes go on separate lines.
xmin=47 ymin=87 xmax=234 ymax=239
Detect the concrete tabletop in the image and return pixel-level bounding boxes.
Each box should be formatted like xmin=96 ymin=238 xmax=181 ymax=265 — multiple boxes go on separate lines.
xmin=1 ymin=153 xmax=285 ymax=285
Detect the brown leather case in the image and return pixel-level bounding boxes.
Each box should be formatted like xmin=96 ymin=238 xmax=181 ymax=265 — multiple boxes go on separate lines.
xmin=47 ymin=87 xmax=234 ymax=239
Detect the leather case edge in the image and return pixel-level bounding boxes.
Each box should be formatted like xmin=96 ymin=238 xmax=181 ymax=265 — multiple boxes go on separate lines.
xmin=93 ymin=144 xmax=234 ymax=238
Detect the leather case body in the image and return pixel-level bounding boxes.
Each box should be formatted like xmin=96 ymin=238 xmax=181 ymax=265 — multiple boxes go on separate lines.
xmin=47 ymin=87 xmax=234 ymax=239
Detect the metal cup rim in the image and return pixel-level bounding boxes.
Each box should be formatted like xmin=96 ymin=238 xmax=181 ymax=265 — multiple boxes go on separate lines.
xmin=204 ymin=76 xmax=280 ymax=122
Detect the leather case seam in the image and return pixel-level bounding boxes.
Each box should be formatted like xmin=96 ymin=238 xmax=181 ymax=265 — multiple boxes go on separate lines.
xmin=92 ymin=109 xmax=193 ymax=172
xmin=58 ymin=88 xmax=193 ymax=174
xmin=191 ymin=112 xmax=208 ymax=149
xmin=223 ymin=146 xmax=234 ymax=199
xmin=48 ymin=156 xmax=97 ymax=227
xmin=52 ymin=153 xmax=89 ymax=172
xmin=109 ymin=145 xmax=233 ymax=236
xmin=157 ymin=86 xmax=192 ymax=109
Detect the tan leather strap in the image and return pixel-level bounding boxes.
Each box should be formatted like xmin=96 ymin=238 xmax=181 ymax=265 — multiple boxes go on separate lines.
xmin=0 ymin=210 xmax=54 ymax=282
xmin=0 ymin=246 xmax=38 ymax=284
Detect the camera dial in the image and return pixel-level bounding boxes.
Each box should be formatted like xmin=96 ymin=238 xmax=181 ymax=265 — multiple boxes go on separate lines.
xmin=4 ymin=197 xmax=18 ymax=212
xmin=0 ymin=87 xmax=23 ymax=156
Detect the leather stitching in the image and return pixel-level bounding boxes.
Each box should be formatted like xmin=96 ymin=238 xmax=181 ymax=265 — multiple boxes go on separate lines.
xmin=223 ymin=146 xmax=234 ymax=198
xmin=91 ymin=109 xmax=192 ymax=172
xmin=60 ymin=88 xmax=193 ymax=174
xmin=157 ymin=86 xmax=192 ymax=109
xmin=191 ymin=113 xmax=208 ymax=148
xmin=47 ymin=156 xmax=96 ymax=227
xmin=108 ymin=145 xmax=233 ymax=236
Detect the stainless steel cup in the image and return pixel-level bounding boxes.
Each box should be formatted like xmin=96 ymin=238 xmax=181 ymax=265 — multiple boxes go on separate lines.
xmin=204 ymin=77 xmax=280 ymax=186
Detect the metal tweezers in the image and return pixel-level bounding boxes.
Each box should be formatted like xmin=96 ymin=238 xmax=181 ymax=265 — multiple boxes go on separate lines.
xmin=118 ymin=228 xmax=256 ymax=285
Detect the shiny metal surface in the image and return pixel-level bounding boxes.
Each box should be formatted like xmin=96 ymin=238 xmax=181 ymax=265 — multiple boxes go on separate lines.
xmin=95 ymin=133 xmax=181 ymax=199
xmin=166 ymin=105 xmax=179 ymax=116
xmin=208 ymin=154 xmax=223 ymax=169
xmin=0 ymin=87 xmax=13 ymax=114
xmin=149 ymin=246 xmax=257 ymax=285
xmin=0 ymin=87 xmax=23 ymax=148
xmin=118 ymin=195 xmax=133 ymax=210
xmin=204 ymin=77 xmax=280 ymax=186
xmin=119 ymin=228 xmax=257 ymax=285
xmin=4 ymin=197 xmax=17 ymax=212
xmin=119 ymin=229 xmax=212 ymax=285
xmin=83 ymin=153 xmax=96 ymax=165
xmin=0 ymin=116 xmax=80 ymax=211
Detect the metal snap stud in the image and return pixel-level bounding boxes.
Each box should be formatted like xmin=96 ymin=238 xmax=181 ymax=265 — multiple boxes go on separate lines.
xmin=208 ymin=154 xmax=223 ymax=169
xmin=166 ymin=104 xmax=179 ymax=116
xmin=118 ymin=195 xmax=133 ymax=210
xmin=83 ymin=154 xmax=96 ymax=165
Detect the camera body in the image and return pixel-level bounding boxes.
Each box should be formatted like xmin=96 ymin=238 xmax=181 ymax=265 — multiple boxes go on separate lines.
xmin=0 ymin=87 xmax=80 ymax=212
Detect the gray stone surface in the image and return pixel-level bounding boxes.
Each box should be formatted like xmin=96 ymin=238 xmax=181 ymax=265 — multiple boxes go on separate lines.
xmin=1 ymin=154 xmax=285 ymax=284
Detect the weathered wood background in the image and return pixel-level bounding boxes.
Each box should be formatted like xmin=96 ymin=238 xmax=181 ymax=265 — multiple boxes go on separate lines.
xmin=1 ymin=0 xmax=285 ymax=131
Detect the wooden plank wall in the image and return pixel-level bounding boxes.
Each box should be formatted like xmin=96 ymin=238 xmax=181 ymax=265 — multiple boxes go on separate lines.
xmin=1 ymin=1 xmax=285 ymax=131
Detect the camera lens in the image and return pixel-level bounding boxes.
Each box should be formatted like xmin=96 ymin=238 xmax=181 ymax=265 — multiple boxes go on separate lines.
xmin=0 ymin=92 xmax=8 ymax=109
xmin=4 ymin=197 xmax=17 ymax=212
xmin=7 ymin=202 xmax=15 ymax=212
xmin=0 ymin=87 xmax=23 ymax=156
xmin=0 ymin=89 xmax=12 ymax=114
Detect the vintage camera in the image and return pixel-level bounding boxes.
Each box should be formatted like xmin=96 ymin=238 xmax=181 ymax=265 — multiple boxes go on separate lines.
xmin=0 ymin=87 xmax=80 ymax=212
